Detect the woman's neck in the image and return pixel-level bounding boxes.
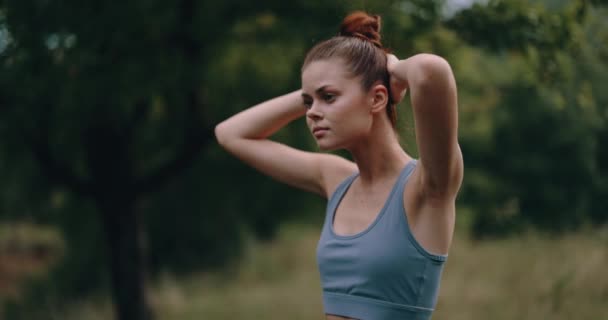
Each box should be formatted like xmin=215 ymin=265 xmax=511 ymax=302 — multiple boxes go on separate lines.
xmin=348 ymin=121 xmax=411 ymax=186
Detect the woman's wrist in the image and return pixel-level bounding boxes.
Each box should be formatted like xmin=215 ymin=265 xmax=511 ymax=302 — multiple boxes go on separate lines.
xmin=215 ymin=90 xmax=306 ymax=143
xmin=387 ymin=54 xmax=409 ymax=103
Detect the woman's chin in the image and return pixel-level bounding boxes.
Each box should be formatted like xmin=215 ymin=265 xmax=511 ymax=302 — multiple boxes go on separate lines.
xmin=316 ymin=140 xmax=341 ymax=152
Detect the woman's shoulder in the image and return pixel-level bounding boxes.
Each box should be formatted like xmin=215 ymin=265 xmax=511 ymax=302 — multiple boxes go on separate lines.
xmin=315 ymin=153 xmax=357 ymax=199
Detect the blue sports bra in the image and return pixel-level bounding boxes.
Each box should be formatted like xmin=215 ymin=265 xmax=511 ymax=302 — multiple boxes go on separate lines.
xmin=316 ymin=160 xmax=447 ymax=320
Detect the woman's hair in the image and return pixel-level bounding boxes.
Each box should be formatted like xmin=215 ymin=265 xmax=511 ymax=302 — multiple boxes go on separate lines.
xmin=302 ymin=11 xmax=396 ymax=127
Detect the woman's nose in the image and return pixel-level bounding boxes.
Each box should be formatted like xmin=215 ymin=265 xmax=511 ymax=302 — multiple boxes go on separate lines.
xmin=306 ymin=102 xmax=323 ymax=120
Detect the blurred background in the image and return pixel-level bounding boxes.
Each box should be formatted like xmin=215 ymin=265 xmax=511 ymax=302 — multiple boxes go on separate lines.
xmin=0 ymin=0 xmax=607 ymax=319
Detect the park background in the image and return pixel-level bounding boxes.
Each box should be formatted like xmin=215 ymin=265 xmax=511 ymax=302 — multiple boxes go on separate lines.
xmin=0 ymin=0 xmax=607 ymax=319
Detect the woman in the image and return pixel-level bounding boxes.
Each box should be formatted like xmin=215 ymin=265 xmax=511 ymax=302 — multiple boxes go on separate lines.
xmin=215 ymin=11 xmax=463 ymax=320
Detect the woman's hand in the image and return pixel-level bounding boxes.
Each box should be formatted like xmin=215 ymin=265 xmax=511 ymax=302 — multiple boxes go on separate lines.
xmin=386 ymin=54 xmax=408 ymax=105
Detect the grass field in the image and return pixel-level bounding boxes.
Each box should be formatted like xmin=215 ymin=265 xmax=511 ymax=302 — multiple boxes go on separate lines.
xmin=54 ymin=221 xmax=608 ymax=320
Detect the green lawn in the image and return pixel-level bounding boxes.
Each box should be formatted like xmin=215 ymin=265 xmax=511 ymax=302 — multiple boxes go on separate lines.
xmin=59 ymin=222 xmax=608 ymax=319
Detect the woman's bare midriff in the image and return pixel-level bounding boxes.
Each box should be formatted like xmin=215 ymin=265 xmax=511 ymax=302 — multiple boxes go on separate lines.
xmin=326 ymin=315 xmax=357 ymax=320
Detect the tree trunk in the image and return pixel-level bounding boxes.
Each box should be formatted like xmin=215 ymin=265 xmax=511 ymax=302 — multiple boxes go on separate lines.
xmin=99 ymin=197 xmax=152 ymax=320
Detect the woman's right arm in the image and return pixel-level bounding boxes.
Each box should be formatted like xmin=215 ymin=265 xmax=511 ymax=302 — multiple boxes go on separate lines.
xmin=215 ymin=90 xmax=355 ymax=197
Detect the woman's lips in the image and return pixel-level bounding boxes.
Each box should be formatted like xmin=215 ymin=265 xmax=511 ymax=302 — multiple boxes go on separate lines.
xmin=312 ymin=127 xmax=329 ymax=138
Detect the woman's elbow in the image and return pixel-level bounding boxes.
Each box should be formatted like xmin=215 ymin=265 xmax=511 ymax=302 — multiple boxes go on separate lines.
xmin=414 ymin=54 xmax=454 ymax=86
xmin=418 ymin=54 xmax=451 ymax=71
xmin=214 ymin=121 xmax=232 ymax=148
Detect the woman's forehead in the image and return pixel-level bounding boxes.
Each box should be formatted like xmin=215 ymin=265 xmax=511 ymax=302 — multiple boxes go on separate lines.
xmin=301 ymin=59 xmax=356 ymax=91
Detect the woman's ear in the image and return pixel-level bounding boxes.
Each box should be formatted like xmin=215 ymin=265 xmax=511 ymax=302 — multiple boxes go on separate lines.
xmin=369 ymin=84 xmax=389 ymax=114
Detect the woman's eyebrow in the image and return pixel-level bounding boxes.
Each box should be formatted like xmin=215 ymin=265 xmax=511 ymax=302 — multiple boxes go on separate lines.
xmin=302 ymin=85 xmax=336 ymax=99
xmin=315 ymin=85 xmax=330 ymax=94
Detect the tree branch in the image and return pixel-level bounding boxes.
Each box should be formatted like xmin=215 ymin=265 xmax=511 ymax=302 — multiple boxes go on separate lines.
xmin=131 ymin=0 xmax=213 ymax=194
xmin=29 ymin=137 xmax=92 ymax=196
xmin=133 ymin=92 xmax=213 ymax=195
xmin=27 ymin=105 xmax=93 ymax=196
xmin=125 ymin=98 xmax=152 ymax=137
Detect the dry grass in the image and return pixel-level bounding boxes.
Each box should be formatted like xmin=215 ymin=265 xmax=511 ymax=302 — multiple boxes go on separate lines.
xmin=35 ymin=222 xmax=608 ymax=320
xmin=434 ymin=228 xmax=608 ymax=320
xmin=0 ymin=223 xmax=64 ymax=302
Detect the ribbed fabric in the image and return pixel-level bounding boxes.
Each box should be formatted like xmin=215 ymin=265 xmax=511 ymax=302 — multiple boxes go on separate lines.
xmin=316 ymin=160 xmax=447 ymax=320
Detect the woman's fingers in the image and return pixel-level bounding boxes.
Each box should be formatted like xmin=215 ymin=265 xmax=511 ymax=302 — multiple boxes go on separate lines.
xmin=390 ymin=77 xmax=407 ymax=104
xmin=387 ymin=54 xmax=407 ymax=104
xmin=386 ymin=54 xmax=399 ymax=71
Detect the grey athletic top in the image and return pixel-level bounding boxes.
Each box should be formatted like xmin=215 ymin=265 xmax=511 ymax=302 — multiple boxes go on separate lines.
xmin=316 ymin=160 xmax=447 ymax=320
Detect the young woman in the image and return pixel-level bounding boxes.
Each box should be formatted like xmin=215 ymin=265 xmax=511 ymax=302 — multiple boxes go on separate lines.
xmin=215 ymin=11 xmax=463 ymax=320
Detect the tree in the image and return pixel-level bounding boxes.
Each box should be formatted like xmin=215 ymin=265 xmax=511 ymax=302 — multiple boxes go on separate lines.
xmin=445 ymin=0 xmax=608 ymax=236
xmin=0 ymin=1 xmax=347 ymax=319
xmin=1 ymin=0 xmax=606 ymax=318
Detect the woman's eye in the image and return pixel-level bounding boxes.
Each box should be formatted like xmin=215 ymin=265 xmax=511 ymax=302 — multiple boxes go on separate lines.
xmin=323 ymin=94 xmax=336 ymax=102
xmin=303 ymin=100 xmax=313 ymax=109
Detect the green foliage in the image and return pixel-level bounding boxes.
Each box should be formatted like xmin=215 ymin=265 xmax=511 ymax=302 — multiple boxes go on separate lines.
xmin=446 ymin=1 xmax=608 ymax=237
xmin=0 ymin=0 xmax=607 ymax=316
xmin=0 ymin=1 xmax=349 ymax=314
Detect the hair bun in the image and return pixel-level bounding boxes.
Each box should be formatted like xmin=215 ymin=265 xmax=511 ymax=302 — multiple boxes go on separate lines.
xmin=339 ymin=11 xmax=383 ymax=48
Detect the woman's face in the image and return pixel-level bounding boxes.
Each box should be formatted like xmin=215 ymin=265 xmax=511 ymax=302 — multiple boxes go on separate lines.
xmin=301 ymin=58 xmax=374 ymax=151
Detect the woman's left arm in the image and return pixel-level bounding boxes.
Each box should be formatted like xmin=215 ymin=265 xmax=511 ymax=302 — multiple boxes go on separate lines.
xmin=388 ymin=53 xmax=463 ymax=200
